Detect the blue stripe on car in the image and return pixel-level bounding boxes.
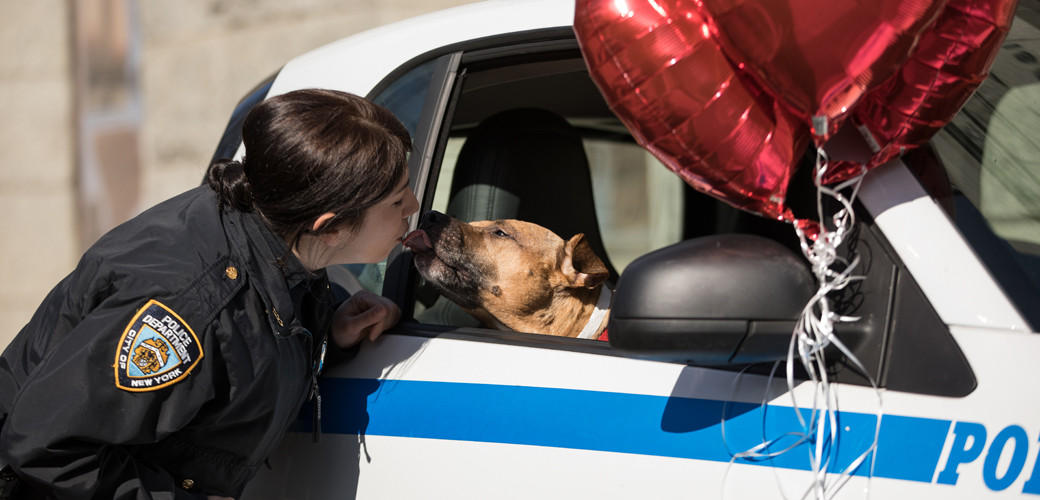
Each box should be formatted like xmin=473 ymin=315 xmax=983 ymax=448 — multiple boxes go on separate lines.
xmin=292 ymin=378 xmax=950 ymax=482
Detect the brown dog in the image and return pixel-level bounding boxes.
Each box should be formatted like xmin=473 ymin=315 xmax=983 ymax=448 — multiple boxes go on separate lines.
xmin=402 ymin=211 xmax=611 ymax=339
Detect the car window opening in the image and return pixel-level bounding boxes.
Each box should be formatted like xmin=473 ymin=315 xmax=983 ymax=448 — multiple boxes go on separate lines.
xmin=409 ymin=51 xmax=831 ymax=332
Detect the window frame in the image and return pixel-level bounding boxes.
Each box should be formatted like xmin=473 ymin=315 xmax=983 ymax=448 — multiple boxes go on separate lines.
xmin=372 ymin=31 xmax=632 ymax=359
xmin=357 ymin=28 xmax=977 ymax=396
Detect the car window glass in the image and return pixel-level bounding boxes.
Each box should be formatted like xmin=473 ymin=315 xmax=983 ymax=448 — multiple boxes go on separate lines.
xmin=929 ymin=3 xmax=1040 ymax=329
xmin=430 ymin=137 xmax=466 ymax=214
xmin=428 ymin=135 xmax=684 ymax=274
xmin=333 ymin=58 xmax=439 ymax=296
xmin=583 ymin=139 xmax=684 ymax=271
xmin=372 ymin=58 xmax=438 ymax=138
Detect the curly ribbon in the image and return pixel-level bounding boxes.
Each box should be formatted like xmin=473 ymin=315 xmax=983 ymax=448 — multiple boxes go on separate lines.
xmin=722 ymin=151 xmax=883 ymax=500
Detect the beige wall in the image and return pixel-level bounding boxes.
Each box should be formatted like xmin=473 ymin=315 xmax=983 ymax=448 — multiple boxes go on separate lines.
xmin=0 ymin=1 xmax=79 ymax=348
xmin=0 ymin=0 xmax=479 ymax=350
xmin=138 ymin=0 xmax=481 ymax=204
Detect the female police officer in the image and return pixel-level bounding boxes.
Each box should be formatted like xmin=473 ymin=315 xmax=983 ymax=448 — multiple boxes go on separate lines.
xmin=0 ymin=89 xmax=418 ymax=499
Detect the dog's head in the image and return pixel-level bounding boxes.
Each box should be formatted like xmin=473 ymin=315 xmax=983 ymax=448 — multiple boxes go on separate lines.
xmin=403 ymin=211 xmax=609 ymax=333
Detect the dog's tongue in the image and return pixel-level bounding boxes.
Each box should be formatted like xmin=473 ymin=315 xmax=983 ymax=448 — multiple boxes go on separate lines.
xmin=402 ymin=229 xmax=432 ymax=252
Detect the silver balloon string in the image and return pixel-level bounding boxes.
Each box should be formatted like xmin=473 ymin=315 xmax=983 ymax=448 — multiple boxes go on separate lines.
xmin=721 ymin=148 xmax=883 ymax=500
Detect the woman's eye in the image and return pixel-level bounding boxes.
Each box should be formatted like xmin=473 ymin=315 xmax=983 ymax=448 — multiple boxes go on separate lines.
xmin=393 ymin=199 xmax=404 ymax=207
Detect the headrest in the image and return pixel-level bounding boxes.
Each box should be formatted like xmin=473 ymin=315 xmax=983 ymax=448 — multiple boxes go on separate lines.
xmin=447 ymin=108 xmax=618 ymax=281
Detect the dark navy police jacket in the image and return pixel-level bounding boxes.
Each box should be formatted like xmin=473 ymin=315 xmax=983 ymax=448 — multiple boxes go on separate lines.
xmin=0 ymin=186 xmax=334 ymax=499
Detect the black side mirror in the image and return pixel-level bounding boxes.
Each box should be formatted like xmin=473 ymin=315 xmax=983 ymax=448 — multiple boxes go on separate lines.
xmin=608 ymin=234 xmax=815 ymax=366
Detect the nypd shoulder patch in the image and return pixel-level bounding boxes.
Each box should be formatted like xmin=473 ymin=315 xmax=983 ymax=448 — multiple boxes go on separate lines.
xmin=114 ymin=299 xmax=204 ymax=392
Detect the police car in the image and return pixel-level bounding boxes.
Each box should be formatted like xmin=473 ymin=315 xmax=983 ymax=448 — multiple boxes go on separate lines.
xmin=209 ymin=0 xmax=1040 ymax=497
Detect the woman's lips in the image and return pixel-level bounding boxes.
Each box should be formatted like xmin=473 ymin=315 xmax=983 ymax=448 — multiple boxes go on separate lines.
xmin=401 ymin=229 xmax=433 ymax=252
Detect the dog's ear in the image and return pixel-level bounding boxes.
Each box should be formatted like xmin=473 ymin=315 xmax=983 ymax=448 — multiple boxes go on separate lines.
xmin=561 ymin=233 xmax=609 ymax=289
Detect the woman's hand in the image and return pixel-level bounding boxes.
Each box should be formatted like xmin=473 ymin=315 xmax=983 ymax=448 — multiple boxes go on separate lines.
xmin=331 ymin=290 xmax=401 ymax=349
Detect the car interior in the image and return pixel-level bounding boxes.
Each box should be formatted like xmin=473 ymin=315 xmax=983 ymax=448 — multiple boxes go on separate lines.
xmin=376 ymin=43 xmax=984 ymax=396
xmin=408 ymin=48 xmax=822 ymax=328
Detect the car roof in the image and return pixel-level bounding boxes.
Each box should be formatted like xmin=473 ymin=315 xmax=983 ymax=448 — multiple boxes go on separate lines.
xmin=267 ymin=0 xmax=575 ymax=100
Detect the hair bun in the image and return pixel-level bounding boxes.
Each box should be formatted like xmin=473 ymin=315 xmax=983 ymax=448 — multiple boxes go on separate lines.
xmin=206 ymin=158 xmax=253 ymax=212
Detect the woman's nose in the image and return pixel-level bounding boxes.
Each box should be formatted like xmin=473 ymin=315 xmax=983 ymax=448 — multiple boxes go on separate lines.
xmin=403 ymin=189 xmax=419 ymax=217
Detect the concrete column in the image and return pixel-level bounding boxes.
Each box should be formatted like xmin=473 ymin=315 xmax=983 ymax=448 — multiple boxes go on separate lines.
xmin=0 ymin=1 xmax=78 ymax=348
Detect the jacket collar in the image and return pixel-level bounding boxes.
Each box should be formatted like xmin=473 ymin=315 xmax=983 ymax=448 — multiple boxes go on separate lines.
xmin=221 ymin=201 xmax=325 ymax=337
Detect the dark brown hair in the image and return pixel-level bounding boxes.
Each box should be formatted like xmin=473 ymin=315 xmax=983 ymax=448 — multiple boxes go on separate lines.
xmin=207 ymin=89 xmax=411 ymax=249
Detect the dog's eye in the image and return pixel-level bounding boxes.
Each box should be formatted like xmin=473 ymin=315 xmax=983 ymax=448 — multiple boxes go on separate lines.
xmin=493 ymin=229 xmax=509 ymax=237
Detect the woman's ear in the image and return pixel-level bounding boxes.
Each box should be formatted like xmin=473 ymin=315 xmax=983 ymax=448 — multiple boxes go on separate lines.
xmin=311 ymin=212 xmax=345 ymax=247
xmin=312 ymin=212 xmax=337 ymax=232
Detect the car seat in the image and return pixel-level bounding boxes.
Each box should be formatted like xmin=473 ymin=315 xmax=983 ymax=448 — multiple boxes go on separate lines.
xmin=416 ymin=107 xmax=618 ymax=327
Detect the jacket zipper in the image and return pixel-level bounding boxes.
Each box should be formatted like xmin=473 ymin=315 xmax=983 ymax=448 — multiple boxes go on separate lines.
xmin=295 ymin=302 xmax=331 ymax=445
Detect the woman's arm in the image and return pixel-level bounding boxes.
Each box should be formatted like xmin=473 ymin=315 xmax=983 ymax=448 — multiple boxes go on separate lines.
xmin=0 ymin=288 xmax=216 ymax=500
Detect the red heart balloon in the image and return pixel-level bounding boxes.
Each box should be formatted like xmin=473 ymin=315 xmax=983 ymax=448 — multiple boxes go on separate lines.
xmin=823 ymin=0 xmax=1017 ymax=184
xmin=698 ymin=0 xmax=946 ymax=143
xmin=575 ymin=0 xmax=811 ymax=222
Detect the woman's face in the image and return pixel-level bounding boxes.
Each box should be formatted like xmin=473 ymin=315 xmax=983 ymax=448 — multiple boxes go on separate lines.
xmin=330 ymin=170 xmax=419 ymax=265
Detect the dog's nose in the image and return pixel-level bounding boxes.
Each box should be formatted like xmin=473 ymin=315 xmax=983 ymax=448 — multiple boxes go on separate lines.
xmin=419 ymin=210 xmax=447 ymax=229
